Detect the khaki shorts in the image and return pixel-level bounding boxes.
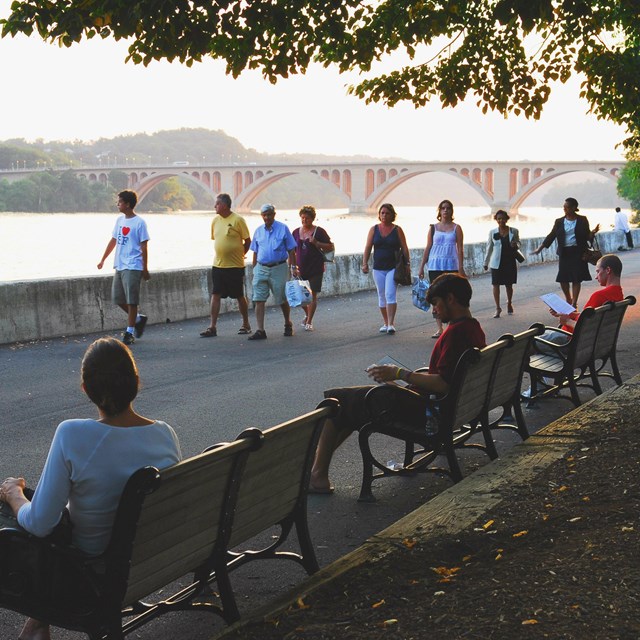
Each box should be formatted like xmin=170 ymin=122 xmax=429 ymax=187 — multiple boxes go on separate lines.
xmin=112 ymin=269 xmax=143 ymax=305
xmin=252 ymin=262 xmax=288 ymax=304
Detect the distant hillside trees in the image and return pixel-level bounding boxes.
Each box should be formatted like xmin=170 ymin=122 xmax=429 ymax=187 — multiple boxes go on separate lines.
xmin=0 ymin=171 xmax=116 ymax=212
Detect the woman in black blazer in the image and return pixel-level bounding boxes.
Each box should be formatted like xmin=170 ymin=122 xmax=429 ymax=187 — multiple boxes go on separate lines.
xmin=532 ymin=197 xmax=599 ymax=307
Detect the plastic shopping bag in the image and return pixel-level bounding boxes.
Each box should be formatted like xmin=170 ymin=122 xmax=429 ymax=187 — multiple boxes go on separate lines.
xmin=285 ymin=279 xmax=313 ymax=307
xmin=412 ymin=276 xmax=430 ymax=312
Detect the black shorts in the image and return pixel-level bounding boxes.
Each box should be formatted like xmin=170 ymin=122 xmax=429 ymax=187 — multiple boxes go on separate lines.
xmin=307 ymin=273 xmax=323 ymax=293
xmin=324 ymin=385 xmax=428 ymax=434
xmin=211 ymin=267 xmax=246 ymax=299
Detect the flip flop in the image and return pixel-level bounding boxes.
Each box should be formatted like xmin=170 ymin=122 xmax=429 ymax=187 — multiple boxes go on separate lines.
xmin=237 ymin=326 xmax=252 ymax=335
xmin=308 ymin=484 xmax=335 ymax=495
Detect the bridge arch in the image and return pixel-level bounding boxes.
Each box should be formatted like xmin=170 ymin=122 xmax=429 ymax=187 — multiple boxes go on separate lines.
xmin=234 ymin=169 xmax=349 ymax=211
xmin=364 ymin=169 xmax=493 ymax=212
xmin=131 ymin=170 xmax=216 ymax=205
xmin=508 ymin=167 xmax=620 ymax=211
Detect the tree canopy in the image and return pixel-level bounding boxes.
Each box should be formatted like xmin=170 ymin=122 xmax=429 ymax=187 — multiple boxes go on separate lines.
xmin=2 ymin=1 xmax=639 ymax=148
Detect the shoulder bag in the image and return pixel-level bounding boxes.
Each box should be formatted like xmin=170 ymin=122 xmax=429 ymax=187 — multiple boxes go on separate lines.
xmin=394 ymin=250 xmax=412 ymax=286
xmin=581 ymin=235 xmax=602 ymax=266
xmin=312 ymin=228 xmax=335 ymax=262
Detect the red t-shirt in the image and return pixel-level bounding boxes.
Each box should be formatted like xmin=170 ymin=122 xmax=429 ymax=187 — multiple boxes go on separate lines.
xmin=429 ymin=317 xmax=486 ymax=384
xmin=562 ymin=285 xmax=624 ymax=332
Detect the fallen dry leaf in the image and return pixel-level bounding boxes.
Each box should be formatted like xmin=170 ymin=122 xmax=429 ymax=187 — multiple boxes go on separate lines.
xmin=372 ymin=599 xmax=385 ymax=608
xmin=522 ymin=619 xmax=539 ymax=625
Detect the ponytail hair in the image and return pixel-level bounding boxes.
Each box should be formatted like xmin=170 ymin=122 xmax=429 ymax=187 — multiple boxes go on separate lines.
xmin=81 ymin=338 xmax=139 ymax=416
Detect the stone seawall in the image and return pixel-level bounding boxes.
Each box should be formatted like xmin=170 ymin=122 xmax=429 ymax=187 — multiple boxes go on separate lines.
xmin=0 ymin=230 xmax=633 ymax=344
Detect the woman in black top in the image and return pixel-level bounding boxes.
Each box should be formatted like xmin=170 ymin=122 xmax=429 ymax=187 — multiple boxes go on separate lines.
xmin=362 ymin=203 xmax=410 ymax=334
xmin=532 ymin=197 xmax=599 ymax=307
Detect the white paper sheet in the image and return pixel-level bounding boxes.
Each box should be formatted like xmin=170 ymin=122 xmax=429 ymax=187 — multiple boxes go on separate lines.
xmin=540 ymin=293 xmax=576 ymax=315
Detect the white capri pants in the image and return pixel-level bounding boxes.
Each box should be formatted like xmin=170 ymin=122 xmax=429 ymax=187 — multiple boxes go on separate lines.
xmin=373 ymin=268 xmax=398 ymax=307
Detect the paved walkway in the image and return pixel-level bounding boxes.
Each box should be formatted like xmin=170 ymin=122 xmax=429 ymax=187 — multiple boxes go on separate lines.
xmin=1 ymin=252 xmax=639 ymax=639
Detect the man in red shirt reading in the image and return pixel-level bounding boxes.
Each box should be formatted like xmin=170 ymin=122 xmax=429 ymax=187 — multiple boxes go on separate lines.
xmin=551 ymin=253 xmax=623 ymax=333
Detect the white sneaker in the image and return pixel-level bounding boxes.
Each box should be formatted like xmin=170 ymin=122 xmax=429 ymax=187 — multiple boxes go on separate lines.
xmin=387 ymin=325 xmax=396 ymax=334
xmin=379 ymin=325 xmax=388 ymax=333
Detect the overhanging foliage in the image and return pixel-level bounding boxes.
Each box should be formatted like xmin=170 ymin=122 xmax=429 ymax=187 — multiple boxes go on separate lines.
xmin=2 ymin=1 xmax=639 ymax=146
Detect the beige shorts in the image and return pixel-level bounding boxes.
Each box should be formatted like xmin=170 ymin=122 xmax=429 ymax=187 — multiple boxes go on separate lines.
xmin=252 ymin=262 xmax=288 ymax=304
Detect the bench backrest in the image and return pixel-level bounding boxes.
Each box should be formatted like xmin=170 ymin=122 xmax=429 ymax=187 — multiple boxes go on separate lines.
xmin=567 ymin=305 xmax=608 ymax=369
xmin=489 ymin=325 xmax=545 ymax=409
xmin=228 ymin=403 xmax=332 ymax=548
xmin=593 ymin=295 xmax=636 ymax=362
xmin=441 ymin=340 xmax=510 ymax=431
xmin=109 ymin=430 xmax=263 ymax=606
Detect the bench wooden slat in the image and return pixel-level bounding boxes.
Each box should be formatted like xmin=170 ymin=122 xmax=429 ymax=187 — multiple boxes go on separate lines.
xmin=228 ymin=411 xmax=323 ymax=547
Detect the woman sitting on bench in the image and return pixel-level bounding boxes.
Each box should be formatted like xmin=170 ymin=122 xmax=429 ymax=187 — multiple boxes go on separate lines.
xmin=0 ymin=337 xmax=182 ymax=640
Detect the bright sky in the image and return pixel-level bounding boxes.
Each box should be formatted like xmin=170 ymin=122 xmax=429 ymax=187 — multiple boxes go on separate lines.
xmin=0 ymin=1 xmax=627 ymax=161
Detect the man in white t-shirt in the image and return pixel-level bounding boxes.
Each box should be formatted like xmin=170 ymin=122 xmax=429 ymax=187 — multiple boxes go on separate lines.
xmin=97 ymin=190 xmax=150 ymax=344
xmin=613 ymin=207 xmax=632 ymax=251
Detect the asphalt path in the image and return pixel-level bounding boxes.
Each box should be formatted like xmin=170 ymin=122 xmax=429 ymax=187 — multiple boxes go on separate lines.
xmin=1 ymin=252 xmax=640 ymax=639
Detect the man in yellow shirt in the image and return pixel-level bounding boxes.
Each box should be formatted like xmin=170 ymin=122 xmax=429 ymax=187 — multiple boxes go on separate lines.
xmin=200 ymin=193 xmax=252 ymax=337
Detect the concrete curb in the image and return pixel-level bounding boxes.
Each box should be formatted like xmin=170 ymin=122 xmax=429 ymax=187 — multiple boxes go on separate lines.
xmin=213 ymin=374 xmax=640 ymax=639
xmin=1 ymin=229 xmax=633 ymax=344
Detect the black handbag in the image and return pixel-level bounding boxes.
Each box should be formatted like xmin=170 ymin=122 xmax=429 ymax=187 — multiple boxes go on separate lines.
xmin=581 ymin=235 xmax=602 ymax=266
xmin=393 ymin=250 xmax=412 ymax=286
xmin=513 ymin=248 xmax=526 ymax=263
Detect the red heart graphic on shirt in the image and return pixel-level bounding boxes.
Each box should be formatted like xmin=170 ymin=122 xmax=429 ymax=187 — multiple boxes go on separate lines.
xmin=122 ymin=227 xmax=131 ymax=236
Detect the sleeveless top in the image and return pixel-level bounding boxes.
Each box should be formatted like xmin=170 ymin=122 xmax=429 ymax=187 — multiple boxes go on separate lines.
xmin=428 ymin=224 xmax=459 ymax=271
xmin=372 ymin=225 xmax=401 ymax=270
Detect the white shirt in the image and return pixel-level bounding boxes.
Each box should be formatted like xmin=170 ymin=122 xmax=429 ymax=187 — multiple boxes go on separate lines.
xmin=111 ymin=214 xmax=150 ymax=271
xmin=18 ymin=418 xmax=181 ymax=555
xmin=614 ymin=210 xmax=630 ymax=233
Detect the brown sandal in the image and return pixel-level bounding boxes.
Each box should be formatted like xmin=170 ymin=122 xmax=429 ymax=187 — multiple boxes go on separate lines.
xmin=237 ymin=326 xmax=252 ymax=335
xmin=200 ymin=327 xmax=217 ymax=337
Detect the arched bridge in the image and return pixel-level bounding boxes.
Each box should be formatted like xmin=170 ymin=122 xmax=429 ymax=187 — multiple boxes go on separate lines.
xmin=3 ymin=160 xmax=624 ymax=213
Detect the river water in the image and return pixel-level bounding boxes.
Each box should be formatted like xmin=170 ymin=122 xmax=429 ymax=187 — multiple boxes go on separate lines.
xmin=0 ymin=206 xmax=618 ymax=283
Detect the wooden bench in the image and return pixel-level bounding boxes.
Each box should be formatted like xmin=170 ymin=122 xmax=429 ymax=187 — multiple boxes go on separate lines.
xmin=484 ymin=325 xmax=545 ymax=445
xmin=590 ymin=295 xmax=636 ymax=390
xmin=525 ymin=296 xmax=635 ymax=406
xmin=356 ymin=329 xmax=539 ymax=502
xmin=0 ymin=399 xmax=338 ymax=639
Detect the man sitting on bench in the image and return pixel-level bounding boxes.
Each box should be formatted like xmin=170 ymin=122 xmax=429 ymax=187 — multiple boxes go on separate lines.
xmin=523 ymin=254 xmax=624 ymax=397
xmin=548 ymin=254 xmax=623 ymax=334
xmin=310 ymin=274 xmax=486 ymax=494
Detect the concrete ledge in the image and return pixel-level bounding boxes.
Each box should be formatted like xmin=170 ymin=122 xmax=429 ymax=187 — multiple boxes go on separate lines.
xmin=213 ymin=374 xmax=640 ymax=639
xmin=0 ymin=229 xmax=630 ymax=344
